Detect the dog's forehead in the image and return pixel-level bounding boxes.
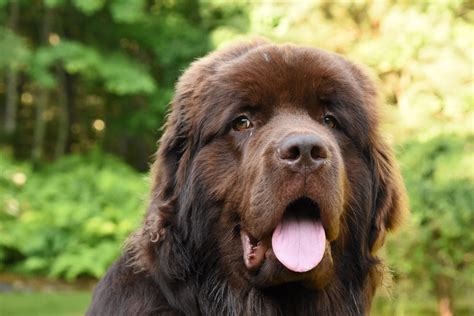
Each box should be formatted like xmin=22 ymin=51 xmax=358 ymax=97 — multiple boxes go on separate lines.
xmin=213 ymin=45 xmax=359 ymax=105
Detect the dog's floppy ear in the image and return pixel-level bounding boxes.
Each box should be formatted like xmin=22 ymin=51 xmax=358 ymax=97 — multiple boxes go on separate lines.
xmin=345 ymin=61 xmax=408 ymax=254
xmin=150 ymin=104 xmax=190 ymax=217
xmin=368 ymin=136 xmax=408 ymax=253
xmin=124 ymin=90 xmax=193 ymax=269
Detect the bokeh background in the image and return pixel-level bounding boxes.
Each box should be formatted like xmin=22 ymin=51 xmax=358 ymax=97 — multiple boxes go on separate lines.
xmin=0 ymin=1 xmax=472 ymax=315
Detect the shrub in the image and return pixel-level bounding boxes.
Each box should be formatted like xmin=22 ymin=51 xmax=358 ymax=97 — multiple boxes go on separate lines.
xmin=383 ymin=134 xmax=474 ymax=312
xmin=0 ymin=151 xmax=147 ymax=280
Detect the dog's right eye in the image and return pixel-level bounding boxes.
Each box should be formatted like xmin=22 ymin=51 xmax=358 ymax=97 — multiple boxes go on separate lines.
xmin=323 ymin=114 xmax=338 ymax=129
xmin=232 ymin=115 xmax=253 ymax=131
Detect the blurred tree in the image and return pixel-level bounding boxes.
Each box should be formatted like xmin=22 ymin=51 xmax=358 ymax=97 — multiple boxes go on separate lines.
xmin=388 ymin=135 xmax=474 ymax=316
xmin=31 ymin=5 xmax=53 ymax=166
xmin=0 ymin=151 xmax=147 ymax=280
xmin=0 ymin=0 xmax=213 ymax=169
xmin=4 ymin=0 xmax=20 ymax=137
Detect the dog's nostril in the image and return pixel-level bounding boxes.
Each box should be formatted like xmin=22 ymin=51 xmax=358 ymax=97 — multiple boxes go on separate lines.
xmin=311 ymin=145 xmax=328 ymax=161
xmin=282 ymin=145 xmax=300 ymax=161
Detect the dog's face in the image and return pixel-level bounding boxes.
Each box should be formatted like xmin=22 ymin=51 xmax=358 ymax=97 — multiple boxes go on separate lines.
xmin=147 ymin=41 xmax=406 ymax=293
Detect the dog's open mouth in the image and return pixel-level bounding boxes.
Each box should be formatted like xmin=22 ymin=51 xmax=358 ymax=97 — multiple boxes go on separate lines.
xmin=240 ymin=197 xmax=326 ymax=274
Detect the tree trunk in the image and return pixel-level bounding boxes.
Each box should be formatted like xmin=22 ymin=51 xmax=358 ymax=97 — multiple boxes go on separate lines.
xmin=436 ymin=276 xmax=454 ymax=316
xmin=32 ymin=89 xmax=48 ymax=165
xmin=32 ymin=7 xmax=53 ymax=166
xmin=5 ymin=70 xmax=18 ymax=135
xmin=4 ymin=0 xmax=20 ymax=136
xmin=54 ymin=65 xmax=69 ymax=159
xmin=66 ymin=73 xmax=76 ymax=152
xmin=438 ymin=296 xmax=453 ymax=316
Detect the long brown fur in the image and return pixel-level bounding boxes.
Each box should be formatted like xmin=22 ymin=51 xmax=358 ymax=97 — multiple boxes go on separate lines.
xmin=88 ymin=39 xmax=407 ymax=316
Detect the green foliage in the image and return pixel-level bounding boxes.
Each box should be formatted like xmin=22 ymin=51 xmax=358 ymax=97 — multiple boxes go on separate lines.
xmin=45 ymin=0 xmax=66 ymax=8
xmin=373 ymin=134 xmax=474 ymax=314
xmin=0 ymin=152 xmax=147 ymax=280
xmin=0 ymin=26 xmax=31 ymax=69
xmin=110 ymin=0 xmax=146 ymax=23
xmin=30 ymin=40 xmax=156 ymax=93
xmin=100 ymin=54 xmax=156 ymax=95
xmin=0 ymin=0 xmax=212 ymax=164
xmin=72 ymin=0 xmax=105 ymax=15
xmin=390 ymin=134 xmax=473 ymax=291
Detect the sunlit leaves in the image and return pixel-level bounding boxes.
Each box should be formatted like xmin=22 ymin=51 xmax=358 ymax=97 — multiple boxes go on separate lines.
xmin=28 ymin=40 xmax=156 ymax=94
xmin=44 ymin=0 xmax=65 ymax=8
xmin=110 ymin=0 xmax=146 ymax=23
xmin=0 ymin=27 xmax=31 ymax=69
xmin=99 ymin=54 xmax=155 ymax=94
xmin=390 ymin=134 xmax=474 ymax=284
xmin=0 ymin=152 xmax=147 ymax=279
xmin=72 ymin=0 xmax=105 ymax=15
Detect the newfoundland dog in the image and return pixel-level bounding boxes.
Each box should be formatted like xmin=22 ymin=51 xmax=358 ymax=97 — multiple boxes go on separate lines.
xmin=88 ymin=40 xmax=407 ymax=315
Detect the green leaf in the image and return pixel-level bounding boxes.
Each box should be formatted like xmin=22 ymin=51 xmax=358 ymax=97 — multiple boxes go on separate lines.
xmin=45 ymin=0 xmax=66 ymax=8
xmin=26 ymin=40 xmax=156 ymax=94
xmin=0 ymin=151 xmax=146 ymax=279
xmin=110 ymin=0 xmax=145 ymax=23
xmin=98 ymin=54 xmax=156 ymax=94
xmin=0 ymin=27 xmax=31 ymax=69
xmin=54 ymin=41 xmax=102 ymax=74
xmin=72 ymin=0 xmax=105 ymax=15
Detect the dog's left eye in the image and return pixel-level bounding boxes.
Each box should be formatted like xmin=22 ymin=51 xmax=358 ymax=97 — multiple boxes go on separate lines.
xmin=232 ymin=115 xmax=253 ymax=131
xmin=323 ymin=114 xmax=338 ymax=129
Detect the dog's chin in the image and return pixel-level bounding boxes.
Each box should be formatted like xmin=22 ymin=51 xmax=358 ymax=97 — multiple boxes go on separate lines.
xmin=248 ymin=242 xmax=334 ymax=290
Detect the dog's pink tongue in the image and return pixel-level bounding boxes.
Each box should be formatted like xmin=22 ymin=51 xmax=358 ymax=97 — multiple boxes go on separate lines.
xmin=271 ymin=214 xmax=326 ymax=273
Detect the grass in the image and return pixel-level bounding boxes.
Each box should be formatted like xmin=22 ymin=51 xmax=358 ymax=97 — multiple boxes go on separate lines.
xmin=1 ymin=291 xmax=472 ymax=315
xmin=0 ymin=292 xmax=91 ymax=316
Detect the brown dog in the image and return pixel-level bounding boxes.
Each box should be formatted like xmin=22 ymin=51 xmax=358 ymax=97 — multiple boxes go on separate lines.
xmin=88 ymin=40 xmax=407 ymax=315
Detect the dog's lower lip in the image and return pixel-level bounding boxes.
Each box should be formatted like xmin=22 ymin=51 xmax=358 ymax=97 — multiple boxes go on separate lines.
xmin=240 ymin=229 xmax=269 ymax=272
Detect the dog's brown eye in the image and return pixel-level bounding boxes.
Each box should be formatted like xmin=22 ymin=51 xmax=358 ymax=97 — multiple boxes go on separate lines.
xmin=232 ymin=115 xmax=253 ymax=131
xmin=323 ymin=115 xmax=338 ymax=129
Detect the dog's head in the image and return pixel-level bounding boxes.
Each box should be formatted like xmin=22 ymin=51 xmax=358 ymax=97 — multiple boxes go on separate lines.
xmin=137 ymin=40 xmax=407 ymax=292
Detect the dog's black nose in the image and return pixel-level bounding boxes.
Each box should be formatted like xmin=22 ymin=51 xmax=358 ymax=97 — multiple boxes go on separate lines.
xmin=278 ymin=134 xmax=328 ymax=172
